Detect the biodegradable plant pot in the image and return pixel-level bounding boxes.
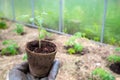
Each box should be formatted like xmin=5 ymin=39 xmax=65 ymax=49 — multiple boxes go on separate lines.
xmin=25 ymin=40 xmax=57 ymax=78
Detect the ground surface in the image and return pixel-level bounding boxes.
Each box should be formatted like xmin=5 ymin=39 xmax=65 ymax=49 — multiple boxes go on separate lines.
xmin=0 ymin=21 xmax=120 ymax=80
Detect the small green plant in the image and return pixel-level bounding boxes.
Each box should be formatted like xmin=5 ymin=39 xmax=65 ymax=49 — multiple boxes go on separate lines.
xmin=34 ymin=14 xmax=51 ymax=48
xmin=36 ymin=17 xmax=46 ymax=48
xmin=0 ymin=21 xmax=7 ymax=29
xmin=66 ymin=36 xmax=76 ymax=46
xmin=115 ymin=47 xmax=120 ymax=52
xmin=81 ymin=32 xmax=86 ymax=38
xmin=93 ymin=37 xmax=100 ymax=41
xmin=23 ymin=53 xmax=28 ymax=61
xmin=66 ymin=32 xmax=82 ymax=46
xmin=92 ymin=68 xmax=115 ymax=80
xmin=109 ymin=37 xmax=116 ymax=45
xmin=67 ymin=44 xmax=83 ymax=54
xmin=74 ymin=32 xmax=82 ymax=38
xmin=66 ymin=32 xmax=84 ymax=54
xmin=29 ymin=12 xmax=51 ymax=48
xmin=1 ymin=40 xmax=18 ymax=55
xmin=14 ymin=24 xmax=24 ymax=35
xmin=107 ymin=54 xmax=120 ymax=63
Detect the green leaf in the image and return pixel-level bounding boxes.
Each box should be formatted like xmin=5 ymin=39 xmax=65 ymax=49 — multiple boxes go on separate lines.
xmin=74 ymin=43 xmax=83 ymax=52
xmin=74 ymin=32 xmax=82 ymax=38
xmin=66 ymin=36 xmax=76 ymax=46
xmin=0 ymin=21 xmax=7 ymax=29
xmin=82 ymin=33 xmax=86 ymax=37
xmin=15 ymin=24 xmax=24 ymax=35
xmin=7 ymin=45 xmax=17 ymax=55
xmin=93 ymin=37 xmax=100 ymax=41
xmin=1 ymin=40 xmax=18 ymax=55
xmin=109 ymin=37 xmax=116 ymax=45
xmin=66 ymin=40 xmax=75 ymax=46
xmin=1 ymin=48 xmax=8 ymax=55
xmin=115 ymin=47 xmax=120 ymax=52
xmin=39 ymin=29 xmax=47 ymax=40
xmin=2 ymin=40 xmax=14 ymax=45
xmin=2 ymin=40 xmax=10 ymax=45
xmin=67 ymin=48 xmax=75 ymax=54
xmin=70 ymin=36 xmax=77 ymax=41
xmin=107 ymin=54 xmax=120 ymax=63
xmin=23 ymin=53 xmax=28 ymax=61
xmin=35 ymin=16 xmax=43 ymax=27
xmin=92 ymin=68 xmax=115 ymax=80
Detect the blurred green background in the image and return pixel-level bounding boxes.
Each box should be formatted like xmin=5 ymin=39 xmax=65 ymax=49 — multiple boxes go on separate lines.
xmin=0 ymin=0 xmax=120 ymax=46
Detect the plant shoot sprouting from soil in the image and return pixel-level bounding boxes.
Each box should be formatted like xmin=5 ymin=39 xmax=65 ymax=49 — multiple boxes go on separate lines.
xmin=37 ymin=17 xmax=43 ymax=48
xmin=65 ymin=32 xmax=84 ymax=54
xmin=34 ymin=12 xmax=49 ymax=48
xmin=14 ymin=23 xmax=24 ymax=35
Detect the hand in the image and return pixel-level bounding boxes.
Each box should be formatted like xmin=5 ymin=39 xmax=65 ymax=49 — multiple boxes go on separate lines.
xmin=7 ymin=60 xmax=60 ymax=80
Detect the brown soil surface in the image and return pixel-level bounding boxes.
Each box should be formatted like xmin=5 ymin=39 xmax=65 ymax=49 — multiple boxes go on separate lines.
xmin=0 ymin=20 xmax=120 ymax=80
xmin=27 ymin=40 xmax=56 ymax=53
xmin=110 ymin=62 xmax=120 ymax=74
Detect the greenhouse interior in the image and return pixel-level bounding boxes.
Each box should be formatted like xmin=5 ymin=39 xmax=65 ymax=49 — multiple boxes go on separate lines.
xmin=0 ymin=0 xmax=120 ymax=80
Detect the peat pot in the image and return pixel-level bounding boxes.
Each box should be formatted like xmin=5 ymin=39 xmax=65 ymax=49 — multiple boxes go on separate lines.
xmin=25 ymin=40 xmax=57 ymax=78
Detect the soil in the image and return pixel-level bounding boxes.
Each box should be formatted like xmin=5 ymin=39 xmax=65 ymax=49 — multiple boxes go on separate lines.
xmin=110 ymin=62 xmax=120 ymax=74
xmin=0 ymin=20 xmax=120 ymax=80
xmin=27 ymin=40 xmax=56 ymax=53
xmin=20 ymin=32 xmax=26 ymax=35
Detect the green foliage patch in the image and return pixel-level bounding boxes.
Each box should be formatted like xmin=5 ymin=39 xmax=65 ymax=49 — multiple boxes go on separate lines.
xmin=107 ymin=54 xmax=120 ymax=63
xmin=0 ymin=21 xmax=7 ymax=29
xmin=92 ymin=68 xmax=115 ymax=80
xmin=33 ymin=12 xmax=52 ymax=48
xmin=115 ymin=47 xmax=120 ymax=52
xmin=14 ymin=24 xmax=24 ymax=35
xmin=66 ymin=32 xmax=84 ymax=54
xmin=1 ymin=40 xmax=18 ymax=55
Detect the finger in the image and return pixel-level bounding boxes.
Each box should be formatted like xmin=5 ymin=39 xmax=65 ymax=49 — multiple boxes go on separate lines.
xmin=8 ymin=69 xmax=27 ymax=80
xmin=47 ymin=60 xmax=60 ymax=80
xmin=27 ymin=73 xmax=39 ymax=80
xmin=27 ymin=73 xmax=48 ymax=80
xmin=40 ymin=77 xmax=48 ymax=80
xmin=14 ymin=61 xmax=29 ymax=73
